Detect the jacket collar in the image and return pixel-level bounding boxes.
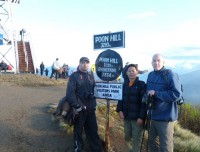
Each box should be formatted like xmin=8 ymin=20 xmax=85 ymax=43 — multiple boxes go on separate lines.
xmin=77 ymin=69 xmax=88 ymax=75
xmin=154 ymin=66 xmax=166 ymax=73
xmin=126 ymin=77 xmax=139 ymax=84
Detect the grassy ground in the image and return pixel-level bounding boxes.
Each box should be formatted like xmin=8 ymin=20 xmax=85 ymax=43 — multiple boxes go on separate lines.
xmin=0 ymin=74 xmax=67 ymax=86
xmin=49 ymin=102 xmax=200 ymax=152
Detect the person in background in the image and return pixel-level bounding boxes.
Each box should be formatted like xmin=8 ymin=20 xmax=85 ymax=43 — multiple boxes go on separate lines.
xmin=0 ymin=61 xmax=2 ymax=73
xmin=66 ymin=57 xmax=103 ymax=152
xmin=146 ymin=53 xmax=181 ymax=152
xmin=45 ymin=68 xmax=49 ymax=77
xmin=62 ymin=64 xmax=69 ymax=79
xmin=117 ymin=64 xmax=146 ymax=152
xmin=36 ymin=68 xmax=39 ymax=74
xmin=40 ymin=62 xmax=45 ymax=76
xmin=0 ymin=60 xmax=8 ymax=73
xmin=50 ymin=58 xmax=61 ymax=80
xmin=122 ymin=62 xmax=130 ymax=83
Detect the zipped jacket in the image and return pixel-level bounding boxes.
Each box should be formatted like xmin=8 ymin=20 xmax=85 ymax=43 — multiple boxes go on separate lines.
xmin=66 ymin=70 xmax=96 ymax=110
xmin=146 ymin=67 xmax=181 ymax=121
xmin=116 ymin=77 xmax=146 ymax=120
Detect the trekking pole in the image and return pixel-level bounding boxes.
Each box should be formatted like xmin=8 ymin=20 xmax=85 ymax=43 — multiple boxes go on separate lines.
xmin=139 ymin=117 xmax=148 ymax=152
xmin=145 ymin=95 xmax=154 ymax=152
xmin=139 ymin=110 xmax=152 ymax=152
xmin=146 ymin=110 xmax=152 ymax=152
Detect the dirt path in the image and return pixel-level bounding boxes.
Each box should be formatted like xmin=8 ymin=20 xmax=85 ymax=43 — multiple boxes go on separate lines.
xmin=0 ymin=84 xmax=73 ymax=152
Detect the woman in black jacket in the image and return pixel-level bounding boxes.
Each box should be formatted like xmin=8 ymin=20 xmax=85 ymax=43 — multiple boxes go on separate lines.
xmin=117 ymin=64 xmax=146 ymax=152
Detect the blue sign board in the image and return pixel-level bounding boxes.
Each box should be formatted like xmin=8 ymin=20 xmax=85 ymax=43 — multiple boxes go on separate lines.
xmin=93 ymin=31 xmax=125 ymax=50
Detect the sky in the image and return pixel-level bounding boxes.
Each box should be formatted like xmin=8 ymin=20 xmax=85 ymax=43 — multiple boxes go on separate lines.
xmin=2 ymin=0 xmax=200 ymax=72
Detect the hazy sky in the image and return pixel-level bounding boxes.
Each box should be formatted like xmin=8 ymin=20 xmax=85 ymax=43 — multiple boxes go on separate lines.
xmin=5 ymin=0 xmax=200 ymax=70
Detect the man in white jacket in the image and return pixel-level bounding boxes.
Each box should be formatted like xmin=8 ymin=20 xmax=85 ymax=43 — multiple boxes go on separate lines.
xmin=50 ymin=58 xmax=61 ymax=80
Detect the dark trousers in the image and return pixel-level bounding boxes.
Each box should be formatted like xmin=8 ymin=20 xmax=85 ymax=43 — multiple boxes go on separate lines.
xmin=50 ymin=69 xmax=58 ymax=80
xmin=0 ymin=64 xmax=7 ymax=72
xmin=62 ymin=71 xmax=68 ymax=78
xmin=74 ymin=110 xmax=102 ymax=152
xmin=40 ymin=69 xmax=44 ymax=75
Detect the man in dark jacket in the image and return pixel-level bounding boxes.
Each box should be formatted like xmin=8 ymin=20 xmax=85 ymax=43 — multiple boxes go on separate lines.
xmin=146 ymin=54 xmax=181 ymax=152
xmin=40 ymin=62 xmax=45 ymax=76
xmin=66 ymin=57 xmax=102 ymax=152
xmin=117 ymin=64 xmax=146 ymax=152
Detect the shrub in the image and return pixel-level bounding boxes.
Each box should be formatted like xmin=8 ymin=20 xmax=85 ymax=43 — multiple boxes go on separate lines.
xmin=178 ymin=103 xmax=200 ymax=135
xmin=174 ymin=123 xmax=200 ymax=152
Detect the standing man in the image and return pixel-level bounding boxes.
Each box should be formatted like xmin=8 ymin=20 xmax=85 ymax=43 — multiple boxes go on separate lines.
xmin=117 ymin=64 xmax=146 ymax=152
xmin=146 ymin=53 xmax=182 ymax=152
xmin=40 ymin=62 xmax=45 ymax=76
xmin=50 ymin=58 xmax=60 ymax=80
xmin=66 ymin=57 xmax=102 ymax=152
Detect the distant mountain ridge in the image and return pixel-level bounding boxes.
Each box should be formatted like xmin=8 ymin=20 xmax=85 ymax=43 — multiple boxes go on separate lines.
xmin=180 ymin=70 xmax=200 ymax=104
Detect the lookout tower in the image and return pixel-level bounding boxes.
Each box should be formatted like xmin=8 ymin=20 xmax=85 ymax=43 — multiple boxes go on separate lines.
xmin=0 ymin=0 xmax=35 ymax=73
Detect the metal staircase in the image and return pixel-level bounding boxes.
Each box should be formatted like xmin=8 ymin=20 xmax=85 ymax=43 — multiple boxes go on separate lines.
xmin=17 ymin=41 xmax=35 ymax=73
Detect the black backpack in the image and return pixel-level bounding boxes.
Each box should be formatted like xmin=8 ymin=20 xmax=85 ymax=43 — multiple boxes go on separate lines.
xmin=53 ymin=96 xmax=77 ymax=127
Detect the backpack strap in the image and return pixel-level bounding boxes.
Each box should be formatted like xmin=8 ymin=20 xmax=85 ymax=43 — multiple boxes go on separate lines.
xmin=162 ymin=69 xmax=184 ymax=106
xmin=162 ymin=69 xmax=172 ymax=82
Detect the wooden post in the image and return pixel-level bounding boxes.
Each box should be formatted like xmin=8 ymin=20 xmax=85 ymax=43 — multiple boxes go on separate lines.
xmin=104 ymin=98 xmax=110 ymax=152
